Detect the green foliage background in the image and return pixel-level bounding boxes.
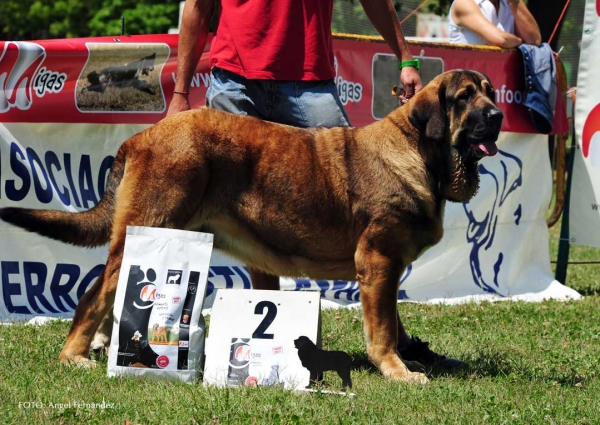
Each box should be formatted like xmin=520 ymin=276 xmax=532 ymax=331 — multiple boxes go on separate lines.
xmin=0 ymin=0 xmax=182 ymax=40
xmin=0 ymin=0 xmax=451 ymax=41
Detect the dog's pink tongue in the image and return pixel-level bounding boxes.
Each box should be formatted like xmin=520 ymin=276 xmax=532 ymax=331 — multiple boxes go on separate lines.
xmin=478 ymin=141 xmax=498 ymax=156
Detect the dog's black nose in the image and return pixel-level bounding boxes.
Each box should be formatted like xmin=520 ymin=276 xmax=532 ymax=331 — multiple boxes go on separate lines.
xmin=486 ymin=108 xmax=504 ymax=124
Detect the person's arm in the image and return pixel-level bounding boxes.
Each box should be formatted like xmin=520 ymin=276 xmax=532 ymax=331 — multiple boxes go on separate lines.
xmin=451 ymin=0 xmax=523 ymax=48
xmin=508 ymin=0 xmax=542 ymax=46
xmin=166 ymin=0 xmax=215 ymax=116
xmin=358 ymin=0 xmax=423 ymax=102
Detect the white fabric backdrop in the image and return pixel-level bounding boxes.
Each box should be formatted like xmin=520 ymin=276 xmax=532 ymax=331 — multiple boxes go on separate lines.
xmin=569 ymin=0 xmax=600 ymax=248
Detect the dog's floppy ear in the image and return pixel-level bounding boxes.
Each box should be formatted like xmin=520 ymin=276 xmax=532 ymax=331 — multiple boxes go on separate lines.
xmin=408 ymin=80 xmax=447 ymax=141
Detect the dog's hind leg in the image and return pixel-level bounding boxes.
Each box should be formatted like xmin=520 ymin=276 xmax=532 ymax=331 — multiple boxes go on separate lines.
xmin=59 ymin=250 xmax=122 ymax=367
xmin=59 ymin=163 xmax=208 ymax=366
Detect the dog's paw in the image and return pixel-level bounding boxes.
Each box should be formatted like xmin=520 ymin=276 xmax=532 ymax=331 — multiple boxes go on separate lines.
xmin=406 ymin=371 xmax=429 ymax=385
xmin=379 ymin=357 xmax=429 ymax=384
xmin=91 ymin=333 xmax=111 ymax=353
xmin=387 ymin=370 xmax=429 ymax=384
xmin=74 ymin=357 xmax=98 ymax=369
xmin=60 ymin=355 xmax=97 ymax=369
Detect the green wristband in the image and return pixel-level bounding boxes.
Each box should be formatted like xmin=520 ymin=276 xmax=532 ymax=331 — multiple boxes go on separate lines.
xmin=399 ymin=59 xmax=420 ymax=70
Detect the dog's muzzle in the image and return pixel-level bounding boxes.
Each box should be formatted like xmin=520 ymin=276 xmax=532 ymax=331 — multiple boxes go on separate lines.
xmin=478 ymin=107 xmax=503 ymax=156
xmin=467 ymin=106 xmax=503 ymax=158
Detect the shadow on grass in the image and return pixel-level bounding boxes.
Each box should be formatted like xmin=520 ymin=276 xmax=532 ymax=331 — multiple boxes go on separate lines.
xmin=347 ymin=348 xmax=588 ymax=386
xmin=347 ymin=351 xmax=479 ymax=379
xmin=571 ymin=285 xmax=599 ymax=297
xmin=348 ymin=351 xmax=378 ymax=374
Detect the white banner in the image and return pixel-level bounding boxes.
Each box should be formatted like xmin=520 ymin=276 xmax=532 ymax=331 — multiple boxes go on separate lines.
xmin=569 ymin=0 xmax=600 ymax=248
xmin=0 ymin=122 xmax=580 ymax=321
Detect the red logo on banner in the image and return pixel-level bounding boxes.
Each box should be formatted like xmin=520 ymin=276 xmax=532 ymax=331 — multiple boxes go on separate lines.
xmin=0 ymin=41 xmax=46 ymax=112
xmin=582 ymin=103 xmax=600 ymax=168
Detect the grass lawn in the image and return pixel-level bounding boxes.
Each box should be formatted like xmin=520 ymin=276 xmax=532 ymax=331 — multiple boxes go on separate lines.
xmin=1 ymin=223 xmax=599 ymax=424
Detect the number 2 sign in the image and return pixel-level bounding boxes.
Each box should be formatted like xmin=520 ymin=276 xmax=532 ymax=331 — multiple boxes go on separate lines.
xmin=203 ymin=289 xmax=321 ymax=390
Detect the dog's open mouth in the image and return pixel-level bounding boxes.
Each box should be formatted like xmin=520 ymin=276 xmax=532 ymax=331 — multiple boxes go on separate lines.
xmin=456 ymin=139 xmax=499 ymax=162
xmin=471 ymin=141 xmax=498 ymax=157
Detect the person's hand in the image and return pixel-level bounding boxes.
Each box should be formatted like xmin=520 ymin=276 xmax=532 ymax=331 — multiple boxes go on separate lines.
xmin=166 ymin=94 xmax=191 ymax=117
xmin=399 ymin=67 xmax=423 ymax=104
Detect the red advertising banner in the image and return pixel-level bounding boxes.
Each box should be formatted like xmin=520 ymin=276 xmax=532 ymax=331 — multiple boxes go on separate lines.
xmin=0 ymin=34 xmax=567 ymax=133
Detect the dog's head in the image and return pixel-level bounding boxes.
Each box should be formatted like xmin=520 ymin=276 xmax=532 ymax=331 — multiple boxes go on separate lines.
xmin=294 ymin=336 xmax=313 ymax=350
xmin=408 ymin=69 xmax=503 ymax=202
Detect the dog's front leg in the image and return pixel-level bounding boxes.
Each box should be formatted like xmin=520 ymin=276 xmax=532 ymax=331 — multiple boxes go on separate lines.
xmin=355 ymin=242 xmax=429 ymax=384
xmin=307 ymin=369 xmax=322 ymax=388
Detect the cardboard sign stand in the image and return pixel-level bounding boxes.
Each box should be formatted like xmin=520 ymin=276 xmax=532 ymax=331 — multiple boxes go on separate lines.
xmin=203 ymin=289 xmax=321 ymax=390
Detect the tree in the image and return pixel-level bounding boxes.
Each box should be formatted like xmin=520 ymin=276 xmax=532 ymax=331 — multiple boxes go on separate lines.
xmin=0 ymin=0 xmax=96 ymax=40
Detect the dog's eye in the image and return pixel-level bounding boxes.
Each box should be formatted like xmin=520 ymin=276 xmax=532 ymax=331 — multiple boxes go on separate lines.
xmin=458 ymin=91 xmax=471 ymax=102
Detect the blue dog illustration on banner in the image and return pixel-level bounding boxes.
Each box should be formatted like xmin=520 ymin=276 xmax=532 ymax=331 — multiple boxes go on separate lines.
xmin=463 ymin=150 xmax=523 ymax=295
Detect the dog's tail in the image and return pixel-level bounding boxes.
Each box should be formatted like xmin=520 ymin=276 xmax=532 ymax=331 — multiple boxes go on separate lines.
xmin=0 ymin=148 xmax=127 ymax=247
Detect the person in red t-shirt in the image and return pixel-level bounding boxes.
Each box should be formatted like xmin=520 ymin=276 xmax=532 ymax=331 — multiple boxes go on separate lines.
xmin=168 ymin=0 xmax=422 ymax=117
xmin=167 ymin=0 xmax=466 ymax=374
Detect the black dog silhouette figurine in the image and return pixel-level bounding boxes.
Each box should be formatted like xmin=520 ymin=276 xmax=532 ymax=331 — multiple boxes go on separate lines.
xmin=294 ymin=336 xmax=352 ymax=390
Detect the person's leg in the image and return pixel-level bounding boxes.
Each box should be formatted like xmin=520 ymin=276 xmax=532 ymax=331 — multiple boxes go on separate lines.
xmin=206 ymin=66 xmax=268 ymax=118
xmin=269 ymin=79 xmax=351 ymax=128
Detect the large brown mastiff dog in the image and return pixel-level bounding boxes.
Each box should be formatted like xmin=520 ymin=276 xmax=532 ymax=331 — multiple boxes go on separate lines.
xmin=0 ymin=70 xmax=502 ymax=383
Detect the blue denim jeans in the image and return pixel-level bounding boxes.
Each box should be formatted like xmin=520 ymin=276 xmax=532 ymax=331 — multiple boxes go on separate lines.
xmin=206 ymin=66 xmax=351 ymax=128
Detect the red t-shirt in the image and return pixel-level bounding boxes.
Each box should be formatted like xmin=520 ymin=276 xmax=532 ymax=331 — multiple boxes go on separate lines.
xmin=209 ymin=0 xmax=335 ymax=81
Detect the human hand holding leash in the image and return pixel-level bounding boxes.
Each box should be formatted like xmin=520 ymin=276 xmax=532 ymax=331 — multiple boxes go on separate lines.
xmin=391 ymin=62 xmax=422 ymax=105
xmin=399 ymin=66 xmax=422 ymax=104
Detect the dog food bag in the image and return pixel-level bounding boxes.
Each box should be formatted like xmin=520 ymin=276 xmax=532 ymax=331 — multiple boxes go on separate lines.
xmin=107 ymin=226 xmax=213 ymax=383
